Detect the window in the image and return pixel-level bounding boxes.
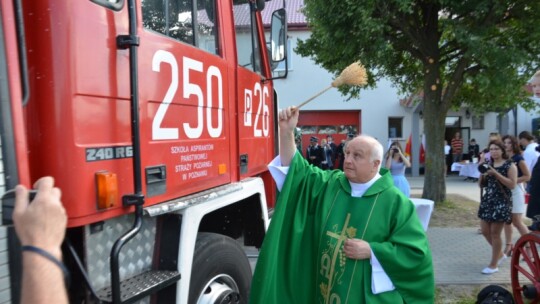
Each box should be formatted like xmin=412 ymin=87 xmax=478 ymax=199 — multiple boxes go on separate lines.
xmin=233 ymin=1 xmax=262 ymax=73
xmin=472 ymin=115 xmax=484 ymax=130
xmin=445 ymin=116 xmax=461 ymax=127
xmin=273 ymin=38 xmax=292 ymax=72
xmin=142 ymin=0 xmax=218 ymax=55
xmin=388 ymin=117 xmax=403 ymax=138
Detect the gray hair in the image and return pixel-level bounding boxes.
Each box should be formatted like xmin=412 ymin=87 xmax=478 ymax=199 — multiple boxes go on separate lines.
xmin=354 ymin=135 xmax=383 ymax=170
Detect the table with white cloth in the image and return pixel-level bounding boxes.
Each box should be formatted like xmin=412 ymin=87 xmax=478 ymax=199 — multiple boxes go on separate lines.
xmin=410 ymin=198 xmax=434 ymax=231
xmin=451 ymin=162 xmax=480 ymax=180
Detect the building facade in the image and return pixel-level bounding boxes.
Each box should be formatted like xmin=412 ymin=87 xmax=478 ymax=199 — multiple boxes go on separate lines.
xmin=266 ymin=0 xmax=539 ymax=174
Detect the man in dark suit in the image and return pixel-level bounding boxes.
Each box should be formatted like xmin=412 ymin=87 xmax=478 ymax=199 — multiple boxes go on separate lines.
xmin=306 ymin=136 xmax=324 ymax=167
xmin=467 ymin=138 xmax=480 ymax=161
xmin=326 ymin=135 xmax=337 ymax=167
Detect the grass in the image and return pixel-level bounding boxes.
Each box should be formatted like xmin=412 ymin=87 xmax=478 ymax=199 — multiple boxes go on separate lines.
xmin=427 ymin=194 xmax=480 ymax=228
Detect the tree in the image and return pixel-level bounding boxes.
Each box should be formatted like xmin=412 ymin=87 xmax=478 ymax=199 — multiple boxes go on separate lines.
xmin=296 ymin=0 xmax=540 ymax=202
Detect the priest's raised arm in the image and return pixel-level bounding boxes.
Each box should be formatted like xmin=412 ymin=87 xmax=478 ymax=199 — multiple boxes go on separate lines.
xmin=277 ymin=106 xmax=299 ymax=166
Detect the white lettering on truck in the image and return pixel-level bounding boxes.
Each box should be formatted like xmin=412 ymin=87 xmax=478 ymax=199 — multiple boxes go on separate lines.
xmin=151 ymin=50 xmax=224 ymax=140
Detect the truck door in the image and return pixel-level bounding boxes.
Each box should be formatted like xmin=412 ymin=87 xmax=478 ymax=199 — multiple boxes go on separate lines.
xmin=232 ymin=0 xmax=275 ymax=179
xmin=139 ymin=0 xmax=232 ymax=202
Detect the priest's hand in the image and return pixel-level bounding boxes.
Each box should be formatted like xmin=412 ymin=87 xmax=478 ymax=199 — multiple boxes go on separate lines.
xmin=343 ymin=238 xmax=371 ymax=260
xmin=278 ymin=106 xmax=299 ymax=166
xmin=278 ymin=106 xmax=299 ymax=134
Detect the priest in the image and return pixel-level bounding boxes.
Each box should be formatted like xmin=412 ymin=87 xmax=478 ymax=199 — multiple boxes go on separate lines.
xmin=250 ymin=106 xmax=434 ymax=303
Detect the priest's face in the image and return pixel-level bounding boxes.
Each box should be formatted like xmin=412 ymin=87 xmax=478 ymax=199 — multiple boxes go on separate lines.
xmin=343 ymin=137 xmax=380 ymax=183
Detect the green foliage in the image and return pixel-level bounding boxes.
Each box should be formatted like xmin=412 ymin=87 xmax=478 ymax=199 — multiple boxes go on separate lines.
xmin=297 ymin=0 xmax=540 ymax=111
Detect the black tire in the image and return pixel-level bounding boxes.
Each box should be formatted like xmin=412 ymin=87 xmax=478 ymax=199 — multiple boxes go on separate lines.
xmin=188 ymin=233 xmax=252 ymax=304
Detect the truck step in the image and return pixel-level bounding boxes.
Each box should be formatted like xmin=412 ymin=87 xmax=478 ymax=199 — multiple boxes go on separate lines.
xmin=97 ymin=270 xmax=180 ymax=304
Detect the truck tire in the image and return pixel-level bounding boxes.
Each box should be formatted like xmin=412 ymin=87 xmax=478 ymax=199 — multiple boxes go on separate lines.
xmin=189 ymin=232 xmax=252 ymax=304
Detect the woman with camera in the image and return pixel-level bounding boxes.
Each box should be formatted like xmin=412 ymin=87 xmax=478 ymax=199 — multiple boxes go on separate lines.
xmin=477 ymin=140 xmax=517 ymax=274
xmin=385 ymin=141 xmax=411 ymax=197
xmin=501 ymin=135 xmax=531 ymax=257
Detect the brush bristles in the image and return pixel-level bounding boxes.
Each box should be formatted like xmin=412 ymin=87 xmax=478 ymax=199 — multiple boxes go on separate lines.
xmin=331 ymin=62 xmax=368 ymax=87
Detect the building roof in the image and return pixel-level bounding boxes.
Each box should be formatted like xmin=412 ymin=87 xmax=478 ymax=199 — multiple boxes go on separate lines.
xmin=262 ymin=0 xmax=307 ymax=28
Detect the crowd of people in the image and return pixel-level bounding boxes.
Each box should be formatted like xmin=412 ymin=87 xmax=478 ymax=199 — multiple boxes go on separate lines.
xmin=6 ymin=104 xmax=540 ymax=301
xmin=475 ymin=131 xmax=540 ymax=274
xmin=443 ymin=129 xmax=540 ymax=274
xmin=304 ymin=134 xmax=353 ymax=171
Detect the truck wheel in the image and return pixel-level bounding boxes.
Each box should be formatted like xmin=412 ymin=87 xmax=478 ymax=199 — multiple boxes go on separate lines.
xmin=189 ymin=232 xmax=252 ymax=304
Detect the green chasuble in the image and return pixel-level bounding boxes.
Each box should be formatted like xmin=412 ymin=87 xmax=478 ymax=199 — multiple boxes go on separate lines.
xmin=250 ymin=153 xmax=434 ymax=304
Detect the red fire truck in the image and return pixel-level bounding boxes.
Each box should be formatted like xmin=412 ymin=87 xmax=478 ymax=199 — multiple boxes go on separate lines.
xmin=0 ymin=0 xmax=287 ymax=302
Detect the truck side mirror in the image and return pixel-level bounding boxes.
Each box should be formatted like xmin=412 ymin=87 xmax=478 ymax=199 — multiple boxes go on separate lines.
xmin=270 ymin=8 xmax=287 ymax=76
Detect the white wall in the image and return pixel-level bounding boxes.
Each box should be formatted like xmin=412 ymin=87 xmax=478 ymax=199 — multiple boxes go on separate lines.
xmin=272 ymin=30 xmax=540 ymax=154
xmin=507 ymin=105 xmax=540 ymax=137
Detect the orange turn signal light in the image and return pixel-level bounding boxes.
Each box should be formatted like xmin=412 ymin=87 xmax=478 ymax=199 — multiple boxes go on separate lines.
xmin=95 ymin=171 xmax=118 ymax=210
xmin=218 ymin=163 xmax=227 ymax=175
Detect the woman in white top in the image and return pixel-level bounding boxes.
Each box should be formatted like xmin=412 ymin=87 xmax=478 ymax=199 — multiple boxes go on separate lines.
xmin=502 ymin=135 xmax=530 ymax=257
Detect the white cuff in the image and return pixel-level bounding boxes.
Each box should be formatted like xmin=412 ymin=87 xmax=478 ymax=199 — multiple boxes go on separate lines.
xmin=370 ymin=250 xmax=395 ymax=294
xmin=268 ymin=155 xmax=290 ymax=191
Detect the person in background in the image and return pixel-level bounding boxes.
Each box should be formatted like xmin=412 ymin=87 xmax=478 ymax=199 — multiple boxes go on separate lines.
xmin=305 ymin=136 xmax=324 ymax=167
xmin=477 ymin=140 xmax=516 ymax=274
xmin=530 ymin=70 xmax=540 ymax=99
xmin=526 ymin=150 xmax=540 ymax=228
xmin=12 ymin=176 xmax=68 ymax=304
xmin=518 ymin=131 xmax=539 ymax=192
xmin=385 ymin=141 xmax=411 ymax=197
xmin=468 ymin=138 xmax=480 ymax=162
xmin=326 ymin=135 xmax=337 ymax=168
xmin=501 ymin=135 xmax=530 ymax=257
xmin=336 ymin=139 xmax=346 ymax=170
xmin=320 ymin=138 xmax=334 ymax=170
xmin=294 ymin=127 xmax=302 ymax=153
xmin=479 ymin=132 xmax=502 ymax=164
xmin=444 ymin=140 xmax=452 ymax=176
xmin=250 ymin=106 xmax=434 ymax=303
xmin=476 ymin=132 xmax=503 ymax=234
xmin=336 ymin=133 xmax=355 ymax=171
xmin=451 ymin=132 xmax=464 ymax=163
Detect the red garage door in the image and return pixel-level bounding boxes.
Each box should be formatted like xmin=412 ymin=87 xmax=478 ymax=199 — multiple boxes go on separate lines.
xmin=297 ymin=110 xmax=361 ymax=157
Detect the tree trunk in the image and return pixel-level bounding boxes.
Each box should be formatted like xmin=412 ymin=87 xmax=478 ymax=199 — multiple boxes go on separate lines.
xmin=422 ymin=101 xmax=447 ymax=202
xmin=421 ymin=61 xmax=448 ymax=203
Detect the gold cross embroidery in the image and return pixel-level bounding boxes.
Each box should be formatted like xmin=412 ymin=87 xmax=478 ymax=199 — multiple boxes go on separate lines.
xmin=323 ymin=213 xmax=354 ymax=304
xmin=320 ymin=192 xmax=380 ymax=304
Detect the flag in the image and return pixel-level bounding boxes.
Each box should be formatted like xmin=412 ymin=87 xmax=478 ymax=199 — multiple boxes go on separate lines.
xmin=419 ymin=134 xmax=426 ymax=164
xmin=404 ymin=134 xmax=412 ymax=158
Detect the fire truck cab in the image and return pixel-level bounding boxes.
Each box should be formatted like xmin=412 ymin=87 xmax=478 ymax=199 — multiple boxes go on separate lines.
xmin=0 ymin=0 xmax=287 ymax=303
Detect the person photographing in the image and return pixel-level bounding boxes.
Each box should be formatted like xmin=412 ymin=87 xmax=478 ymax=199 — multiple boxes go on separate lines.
xmin=384 ymin=141 xmax=411 ymax=197
xmin=477 ymin=140 xmax=517 ymax=274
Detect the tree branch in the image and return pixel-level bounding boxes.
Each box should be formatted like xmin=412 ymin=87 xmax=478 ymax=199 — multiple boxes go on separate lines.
xmin=440 ymin=48 xmax=467 ymax=65
xmin=442 ymin=58 xmax=469 ymax=104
